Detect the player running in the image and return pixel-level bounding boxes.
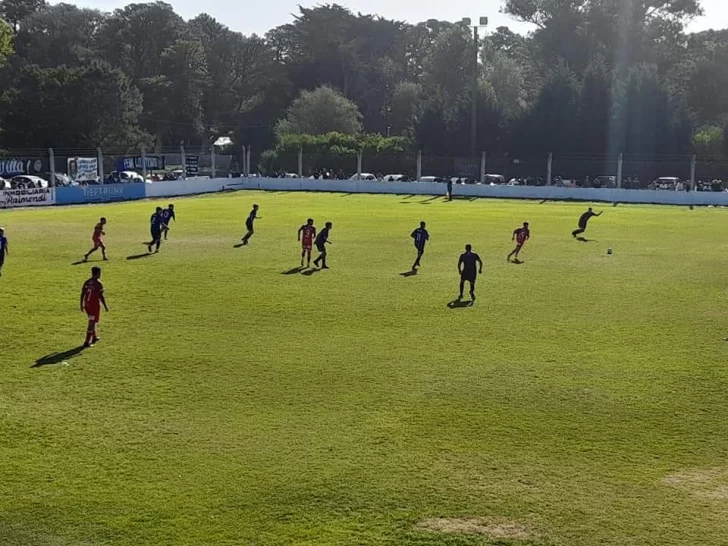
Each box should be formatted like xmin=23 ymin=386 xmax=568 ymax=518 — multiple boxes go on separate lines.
xmin=161 ymin=204 xmax=175 ymax=240
xmin=507 ymin=222 xmax=530 ymax=263
xmin=410 ymin=221 xmax=430 ymax=270
xmin=458 ymin=244 xmax=483 ymax=301
xmin=241 ymin=204 xmax=261 ymax=245
xmin=83 ymin=217 xmax=108 ymax=262
xmin=147 ymin=207 xmax=166 ymax=253
xmin=0 ymin=227 xmax=8 ymax=277
xmin=297 ymin=218 xmax=317 ymax=267
xmin=572 ymin=207 xmax=602 ymax=238
xmin=80 ymin=266 xmax=108 ymax=348
xmin=313 ymin=222 xmax=333 ymax=269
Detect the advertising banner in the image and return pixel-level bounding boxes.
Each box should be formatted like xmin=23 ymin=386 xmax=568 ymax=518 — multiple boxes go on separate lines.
xmin=115 ymin=156 xmax=165 ymax=172
xmin=55 ymin=183 xmax=146 ymax=205
xmin=0 ymin=158 xmax=45 ymax=177
xmin=1 ymin=187 xmax=55 ymax=208
xmin=68 ymin=157 xmax=98 ymax=182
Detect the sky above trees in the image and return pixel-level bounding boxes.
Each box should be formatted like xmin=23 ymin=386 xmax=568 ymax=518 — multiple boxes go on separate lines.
xmin=53 ymin=0 xmax=727 ymax=36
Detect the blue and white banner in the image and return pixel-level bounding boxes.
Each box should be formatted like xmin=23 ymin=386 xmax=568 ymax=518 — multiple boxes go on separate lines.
xmin=1 ymin=187 xmax=55 ymax=208
xmin=55 ymin=183 xmax=146 ymax=205
xmin=0 ymin=158 xmax=45 ymax=177
xmin=116 ymin=156 xmax=165 ymax=172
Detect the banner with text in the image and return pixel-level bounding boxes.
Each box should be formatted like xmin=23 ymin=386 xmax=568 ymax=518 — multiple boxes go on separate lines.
xmin=68 ymin=157 xmax=98 ymax=182
xmin=115 ymin=156 xmax=165 ymax=172
xmin=55 ymin=183 xmax=146 ymax=205
xmin=0 ymin=158 xmax=45 ymax=178
xmin=1 ymin=187 xmax=55 ymax=208
xmin=185 ymin=155 xmax=199 ymax=177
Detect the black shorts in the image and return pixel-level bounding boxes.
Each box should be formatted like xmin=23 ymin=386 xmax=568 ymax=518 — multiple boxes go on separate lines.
xmin=0 ymin=253 xmax=4 ymax=267
xmin=316 ymin=243 xmax=326 ymax=253
xmin=246 ymin=220 xmax=254 ymax=231
xmin=578 ymin=223 xmax=587 ymax=230
xmin=461 ymin=272 xmax=477 ymax=283
xmin=151 ymin=229 xmax=161 ymax=240
xmin=415 ymin=245 xmax=425 ymax=254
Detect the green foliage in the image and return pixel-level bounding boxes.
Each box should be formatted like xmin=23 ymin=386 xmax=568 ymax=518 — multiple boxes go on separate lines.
xmin=0 ymin=17 xmax=12 ymax=66
xmin=276 ymin=86 xmax=363 ymax=136
xmin=692 ymin=125 xmax=726 ymax=158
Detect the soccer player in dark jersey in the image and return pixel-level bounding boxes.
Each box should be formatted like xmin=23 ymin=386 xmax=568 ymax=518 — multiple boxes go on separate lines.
xmin=84 ymin=217 xmax=108 ymax=262
xmin=507 ymin=221 xmax=530 ymax=262
xmin=410 ymin=221 xmax=430 ymax=270
xmin=161 ymin=204 xmax=175 ymax=240
xmin=241 ymin=204 xmax=260 ymax=245
xmin=147 ymin=207 xmax=166 ymax=253
xmin=458 ymin=244 xmax=483 ymax=301
xmin=297 ymin=218 xmax=317 ymax=267
xmin=0 ymin=227 xmax=8 ymax=277
xmin=313 ymin=222 xmax=333 ymax=269
xmin=80 ymin=266 xmax=108 ymax=347
xmin=572 ymin=207 xmax=602 ymax=238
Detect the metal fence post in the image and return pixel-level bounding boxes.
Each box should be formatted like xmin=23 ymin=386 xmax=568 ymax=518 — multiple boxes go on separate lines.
xmin=546 ymin=152 xmax=553 ymax=186
xmin=617 ymin=153 xmax=623 ymax=188
xmin=480 ymin=151 xmax=487 ymax=184
xmin=210 ymin=145 xmax=216 ymax=179
xmin=180 ymin=144 xmax=186 ymax=179
xmin=48 ymin=148 xmax=55 ymax=187
xmin=141 ymin=146 xmax=147 ymax=182
xmin=298 ymin=146 xmax=303 ymax=178
xmin=416 ymin=150 xmax=422 ymax=181
xmin=357 ymin=149 xmax=363 ymax=179
xmin=690 ymin=154 xmax=697 ymax=191
xmin=97 ymin=147 xmax=104 ymax=184
xmin=246 ymin=146 xmax=251 ymax=177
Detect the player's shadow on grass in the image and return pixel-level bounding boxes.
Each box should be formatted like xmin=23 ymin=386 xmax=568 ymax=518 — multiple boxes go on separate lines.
xmin=281 ymin=266 xmax=305 ymax=275
xmin=510 ymin=259 xmax=525 ymax=265
xmin=301 ymin=268 xmax=320 ymax=276
xmin=233 ymin=243 xmax=247 ymax=248
xmin=126 ymin=253 xmax=152 ymax=260
xmin=447 ymin=299 xmax=474 ymax=309
xmin=576 ymin=237 xmax=597 ymax=243
xmin=419 ymin=196 xmax=440 ymax=204
xmin=400 ymin=270 xmax=418 ymax=277
xmin=71 ymin=260 xmax=87 ymax=266
xmin=32 ymin=346 xmax=86 ymax=368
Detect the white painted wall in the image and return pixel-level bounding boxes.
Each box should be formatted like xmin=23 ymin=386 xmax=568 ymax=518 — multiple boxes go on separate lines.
xmin=153 ymin=177 xmax=728 ymax=206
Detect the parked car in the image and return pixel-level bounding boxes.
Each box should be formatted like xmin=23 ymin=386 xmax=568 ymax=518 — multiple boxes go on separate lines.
xmin=652 ymin=177 xmax=682 ymax=190
xmin=0 ymin=177 xmax=9 ymax=189
xmin=11 ymin=175 xmax=48 ymax=189
xmin=42 ymin=172 xmax=75 ymax=186
xmin=484 ymin=174 xmax=505 ymax=185
xmin=593 ymin=175 xmax=616 ymax=188
xmin=349 ymin=173 xmax=377 ymax=181
xmin=419 ymin=176 xmax=445 ymax=183
xmin=383 ymin=174 xmax=409 ymax=182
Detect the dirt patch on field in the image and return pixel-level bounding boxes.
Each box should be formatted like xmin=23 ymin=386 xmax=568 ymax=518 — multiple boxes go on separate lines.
xmin=416 ymin=517 xmax=532 ymax=539
xmin=663 ymin=468 xmax=728 ymax=501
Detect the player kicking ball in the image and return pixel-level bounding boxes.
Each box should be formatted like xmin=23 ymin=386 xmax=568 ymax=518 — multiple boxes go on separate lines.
xmin=297 ymin=218 xmax=317 ymax=267
xmin=458 ymin=244 xmax=483 ymax=302
xmin=572 ymin=207 xmax=602 ymax=239
xmin=313 ymin=222 xmax=333 ymax=269
xmin=410 ymin=221 xmax=430 ymax=270
xmin=507 ymin=222 xmax=530 ymax=263
xmin=84 ymin=217 xmax=108 ymax=262
xmin=80 ymin=266 xmax=108 ymax=348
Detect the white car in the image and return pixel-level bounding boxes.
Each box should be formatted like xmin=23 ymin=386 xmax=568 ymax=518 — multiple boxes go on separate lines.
xmin=349 ymin=173 xmax=376 ymax=181
xmin=419 ymin=176 xmax=445 ymax=183
xmin=383 ymin=174 xmax=408 ymax=182
xmin=0 ymin=177 xmax=9 ymax=189
xmin=11 ymin=175 xmax=48 ymax=188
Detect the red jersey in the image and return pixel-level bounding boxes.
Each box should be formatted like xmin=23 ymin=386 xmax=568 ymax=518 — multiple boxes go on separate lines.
xmin=300 ymin=225 xmax=316 ymax=245
xmin=82 ymin=278 xmax=104 ymax=309
xmin=93 ymin=223 xmax=104 ymax=240
xmin=515 ymin=227 xmax=530 ymax=245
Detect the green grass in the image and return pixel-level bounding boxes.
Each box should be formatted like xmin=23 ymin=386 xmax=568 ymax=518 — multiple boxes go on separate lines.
xmin=1 ymin=191 xmax=728 ymax=546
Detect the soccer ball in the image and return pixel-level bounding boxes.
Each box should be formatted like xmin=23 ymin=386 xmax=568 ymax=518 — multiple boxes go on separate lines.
xmin=607 ymin=248 xmax=613 ymax=255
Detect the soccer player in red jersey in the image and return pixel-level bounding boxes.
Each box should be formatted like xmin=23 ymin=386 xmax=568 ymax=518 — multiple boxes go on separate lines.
xmin=297 ymin=218 xmax=317 ymax=267
xmin=83 ymin=217 xmax=107 ymax=262
xmin=507 ymin=222 xmax=530 ymax=263
xmin=80 ymin=266 xmax=109 ymax=347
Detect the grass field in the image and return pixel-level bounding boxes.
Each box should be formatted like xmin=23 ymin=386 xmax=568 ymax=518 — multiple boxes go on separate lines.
xmin=1 ymin=191 xmax=728 ymax=546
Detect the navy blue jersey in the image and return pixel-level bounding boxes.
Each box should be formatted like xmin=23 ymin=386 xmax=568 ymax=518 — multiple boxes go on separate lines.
xmin=161 ymin=209 xmax=175 ymax=224
xmin=315 ymin=228 xmax=330 ymax=246
xmin=247 ymin=209 xmax=257 ymax=224
xmin=0 ymin=235 xmax=7 ymax=254
xmin=151 ymin=213 xmax=163 ymax=231
xmin=411 ymin=228 xmax=429 ymax=249
xmin=579 ymin=211 xmax=596 ymax=226
xmin=459 ymin=252 xmax=481 ymax=276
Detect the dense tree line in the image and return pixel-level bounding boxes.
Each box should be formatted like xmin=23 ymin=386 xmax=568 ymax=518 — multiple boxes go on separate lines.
xmin=0 ymin=0 xmax=725 ymax=160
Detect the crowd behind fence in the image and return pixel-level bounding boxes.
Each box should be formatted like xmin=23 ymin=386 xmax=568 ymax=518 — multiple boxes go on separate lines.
xmin=0 ymin=147 xmax=727 ymax=192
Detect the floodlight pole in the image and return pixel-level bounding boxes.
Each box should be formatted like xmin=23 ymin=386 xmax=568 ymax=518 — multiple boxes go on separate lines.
xmin=463 ymin=17 xmax=488 ymax=159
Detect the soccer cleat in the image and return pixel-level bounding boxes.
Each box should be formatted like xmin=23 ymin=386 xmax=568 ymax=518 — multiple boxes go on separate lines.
xmin=470 ymin=292 xmax=476 ymax=301
xmin=321 ymin=265 xmax=330 ymax=269
xmin=92 ymin=337 xmax=100 ymax=345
